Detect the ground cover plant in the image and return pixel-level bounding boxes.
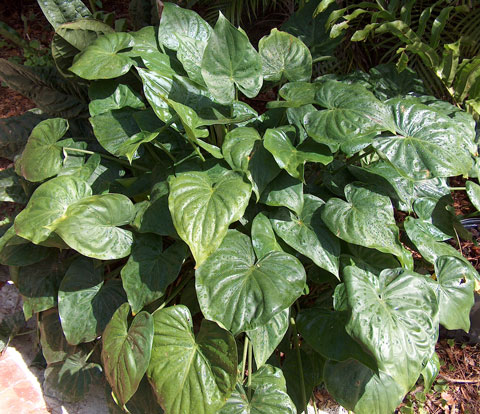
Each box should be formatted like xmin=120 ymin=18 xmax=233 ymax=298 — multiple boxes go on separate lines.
xmin=0 ymin=1 xmax=479 ymax=413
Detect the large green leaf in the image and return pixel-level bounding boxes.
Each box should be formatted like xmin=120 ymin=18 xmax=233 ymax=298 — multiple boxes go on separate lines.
xmin=432 ymin=256 xmax=475 ymax=332
xmin=176 ymin=35 xmax=208 ymax=85
xmin=52 ymin=19 xmax=114 ymax=78
xmin=158 ymin=2 xmax=211 ymax=51
xmin=246 ymin=309 xmax=289 ymax=368
xmin=264 ymin=127 xmax=332 ymax=181
xmin=51 ymin=193 xmax=135 ymax=259
xmin=372 ymin=99 xmax=474 ymax=179
xmin=0 ymin=111 xmax=49 ymax=160
xmin=44 ymin=352 xmax=102 ymax=403
xmin=466 ymin=180 xmax=480 ymax=211
xmin=321 ymin=184 xmax=409 ymax=264
xmin=323 ymin=359 xmax=406 ymax=414
xmin=102 ymin=303 xmax=154 ymax=407
xmin=37 ymin=0 xmax=92 ymax=29
xmin=271 ymin=194 xmax=340 ymax=277
xmin=14 ymin=175 xmax=92 ymax=244
xmin=218 ymin=365 xmax=296 ymax=414
xmin=168 ymin=170 xmax=251 ymax=266
xmin=259 ymin=29 xmax=312 ymax=83
xmin=297 ymin=308 xmax=376 ymax=370
xmin=58 ymin=257 xmax=127 ymax=344
xmin=15 ymin=118 xmax=69 ymax=182
xmin=201 ymin=13 xmax=263 ymax=104
xmin=343 ymin=264 xmax=439 ymax=389
xmin=11 ymin=254 xmax=66 ymax=319
xmin=0 ymin=226 xmax=52 ymax=266
xmin=148 ymin=305 xmax=237 ymax=414
xmin=121 ymin=234 xmax=187 ymax=314
xmin=88 ymin=80 xmax=145 ymax=117
xmin=0 ymin=59 xmax=88 ymax=117
xmin=304 ymin=80 xmax=394 ymax=152
xmin=196 ymin=230 xmax=305 ymax=334
xmin=70 ymin=33 xmax=135 ymax=80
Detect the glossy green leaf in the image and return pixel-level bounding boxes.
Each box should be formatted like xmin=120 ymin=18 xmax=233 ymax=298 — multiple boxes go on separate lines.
xmin=297 ymin=308 xmax=377 ymax=370
xmin=176 ymin=35 xmax=208 ymax=85
xmin=51 ymin=194 xmax=135 ymax=260
xmin=421 ymin=352 xmax=440 ymax=392
xmin=304 ymin=80 xmax=395 ymax=152
xmin=128 ymin=26 xmax=173 ymax=73
xmin=259 ymin=29 xmax=312 ymax=83
xmin=44 ymin=352 xmax=102 ymax=403
xmin=158 ymin=2 xmax=211 ymax=51
xmin=271 ymin=194 xmax=340 ymax=277
xmin=466 ymin=180 xmax=480 ymax=211
xmin=52 ymin=19 xmax=114 ymax=78
xmin=196 ymin=230 xmax=305 ymax=334
xmin=58 ymin=257 xmax=127 ymax=344
xmin=132 ymin=197 xmax=176 ymax=237
xmin=37 ymin=0 xmax=92 ymax=30
xmin=246 ymin=309 xmax=289 ymax=368
xmin=264 ymin=127 xmax=332 ymax=181
xmin=148 ymin=305 xmax=237 ymax=414
xmin=168 ymin=170 xmax=251 ymax=266
xmin=201 ymin=13 xmax=263 ymax=104
xmin=373 ymin=99 xmax=474 ymax=179
xmin=0 ymin=226 xmax=52 ymax=266
xmin=343 ymin=264 xmax=438 ymax=389
xmin=251 ymin=212 xmax=282 ymax=260
xmin=321 ymin=184 xmax=408 ymax=262
xmin=70 ymin=33 xmax=135 ymax=80
xmin=88 ymin=81 xmax=145 ymax=117
xmin=218 ymin=365 xmax=296 ymax=414
xmin=102 ymin=303 xmax=154 ymax=407
xmin=432 ymin=256 xmax=475 ymax=332
xmin=260 ymin=171 xmax=303 ymax=216
xmin=14 ymin=176 xmax=92 ymax=244
xmin=324 ymin=359 xmax=406 ymax=414
xmin=15 ymin=118 xmax=68 ymax=182
xmin=121 ymin=234 xmax=187 ymax=314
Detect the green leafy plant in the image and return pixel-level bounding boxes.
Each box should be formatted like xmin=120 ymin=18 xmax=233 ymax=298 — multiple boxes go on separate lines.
xmin=316 ymin=0 xmax=480 ymax=116
xmin=0 ymin=1 xmax=479 ymax=414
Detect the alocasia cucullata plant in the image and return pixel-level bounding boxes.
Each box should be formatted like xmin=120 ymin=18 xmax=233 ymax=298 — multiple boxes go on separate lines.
xmin=0 ymin=1 xmax=478 ymax=413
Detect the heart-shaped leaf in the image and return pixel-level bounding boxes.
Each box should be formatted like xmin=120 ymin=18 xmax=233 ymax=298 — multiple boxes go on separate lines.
xmin=102 ymin=303 xmax=154 ymax=407
xmin=196 ymin=230 xmax=305 ymax=334
xmin=264 ymin=127 xmax=332 ymax=181
xmin=343 ymin=264 xmax=438 ymax=389
xmin=15 ymin=117 xmax=69 ymax=182
xmin=158 ymin=2 xmax=211 ymax=51
xmin=323 ymin=359 xmax=406 ymax=414
xmin=304 ymin=80 xmax=394 ymax=152
xmin=271 ymin=194 xmax=340 ymax=277
xmin=38 ymin=0 xmax=92 ymax=30
xmin=251 ymin=212 xmax=282 ymax=260
xmin=321 ymin=183 xmax=408 ymax=263
xmin=58 ymin=257 xmax=127 ymax=344
xmin=201 ymin=13 xmax=263 ymax=104
xmin=148 ymin=305 xmax=237 ymax=414
xmin=373 ymin=99 xmax=474 ymax=179
xmin=14 ymin=175 xmax=92 ymax=244
xmin=51 ymin=193 xmax=135 ymax=260
xmin=176 ymin=35 xmax=209 ymax=85
xmin=259 ymin=29 xmax=312 ymax=83
xmin=260 ymin=171 xmax=303 ymax=216
xmin=218 ymin=365 xmax=296 ymax=414
xmin=168 ymin=170 xmax=251 ymax=266
xmin=121 ymin=234 xmax=187 ymax=314
xmin=297 ymin=308 xmax=377 ymax=370
xmin=246 ymin=308 xmax=289 ymax=368
xmin=70 ymin=33 xmax=135 ymax=80
xmin=88 ymin=81 xmax=145 ymax=117
xmin=432 ymin=256 xmax=475 ymax=332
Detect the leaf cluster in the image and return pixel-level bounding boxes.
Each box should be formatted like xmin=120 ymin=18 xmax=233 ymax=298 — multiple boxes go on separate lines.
xmin=0 ymin=1 xmax=479 ymax=414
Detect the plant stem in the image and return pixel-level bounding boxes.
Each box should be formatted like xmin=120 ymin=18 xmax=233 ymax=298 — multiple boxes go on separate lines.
xmin=241 ymin=336 xmax=249 ymax=382
xmin=88 ymin=0 xmax=97 ymax=13
xmin=247 ymin=339 xmax=253 ymax=401
xmin=174 ymin=151 xmax=198 ymax=167
xmin=291 ymin=316 xmax=307 ymax=413
xmin=157 ymin=271 xmax=194 ymax=310
xmin=449 ymin=187 xmax=466 ymax=191
xmin=62 ymin=147 xmax=150 ymax=172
